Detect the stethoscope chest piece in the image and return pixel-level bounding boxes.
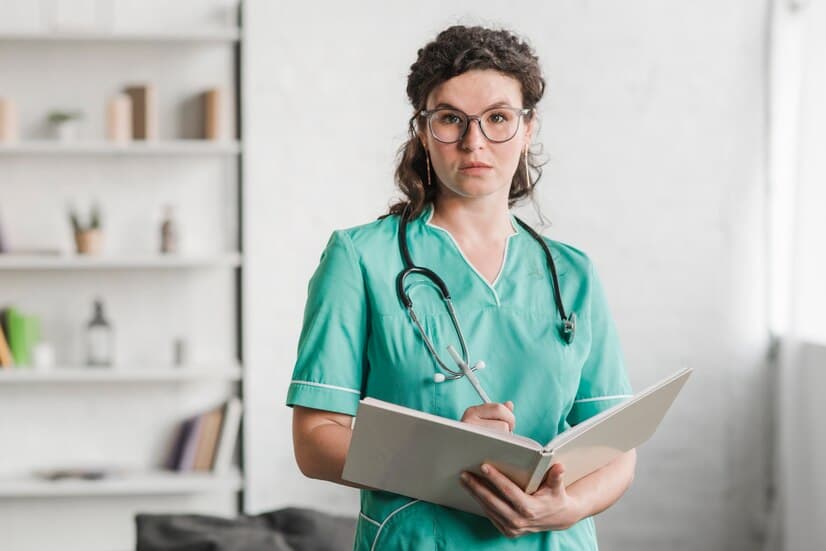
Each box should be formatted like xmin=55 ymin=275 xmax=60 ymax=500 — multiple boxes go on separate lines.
xmin=561 ymin=312 xmax=577 ymax=344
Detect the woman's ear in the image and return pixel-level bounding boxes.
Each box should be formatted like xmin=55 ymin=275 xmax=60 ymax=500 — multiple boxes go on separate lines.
xmin=524 ymin=114 xmax=537 ymax=145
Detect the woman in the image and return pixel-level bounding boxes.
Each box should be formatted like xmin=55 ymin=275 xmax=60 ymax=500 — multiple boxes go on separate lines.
xmin=288 ymin=25 xmax=636 ymax=550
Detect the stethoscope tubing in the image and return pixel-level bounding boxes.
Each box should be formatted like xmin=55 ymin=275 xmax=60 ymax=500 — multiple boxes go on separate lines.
xmin=395 ymin=206 xmax=576 ymax=395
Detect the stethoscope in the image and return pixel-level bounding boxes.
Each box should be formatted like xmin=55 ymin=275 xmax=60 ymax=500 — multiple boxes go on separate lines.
xmin=395 ymin=207 xmax=576 ymax=403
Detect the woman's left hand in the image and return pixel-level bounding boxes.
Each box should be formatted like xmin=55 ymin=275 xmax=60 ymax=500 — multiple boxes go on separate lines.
xmin=460 ymin=462 xmax=582 ymax=538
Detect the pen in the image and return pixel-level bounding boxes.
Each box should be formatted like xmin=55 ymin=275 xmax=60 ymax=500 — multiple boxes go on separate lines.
xmin=446 ymin=344 xmax=492 ymax=404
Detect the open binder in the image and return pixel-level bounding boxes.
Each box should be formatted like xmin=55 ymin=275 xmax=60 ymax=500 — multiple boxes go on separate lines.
xmin=343 ymin=368 xmax=692 ymax=516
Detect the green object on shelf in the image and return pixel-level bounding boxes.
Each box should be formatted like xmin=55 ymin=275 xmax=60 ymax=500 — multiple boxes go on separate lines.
xmin=47 ymin=110 xmax=84 ymax=125
xmin=5 ymin=308 xmax=39 ymax=367
xmin=6 ymin=308 xmax=26 ymax=365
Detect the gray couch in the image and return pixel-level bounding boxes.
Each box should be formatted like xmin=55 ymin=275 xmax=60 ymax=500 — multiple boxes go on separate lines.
xmin=135 ymin=507 xmax=357 ymax=551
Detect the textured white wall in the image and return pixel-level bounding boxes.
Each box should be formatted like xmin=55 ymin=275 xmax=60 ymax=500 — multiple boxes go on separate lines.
xmin=243 ymin=1 xmax=770 ymax=550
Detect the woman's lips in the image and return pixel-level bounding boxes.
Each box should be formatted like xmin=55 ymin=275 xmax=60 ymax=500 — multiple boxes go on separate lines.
xmin=459 ymin=163 xmax=493 ymax=174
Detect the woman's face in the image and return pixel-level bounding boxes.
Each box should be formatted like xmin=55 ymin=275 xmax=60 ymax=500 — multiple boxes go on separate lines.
xmin=421 ymin=69 xmax=534 ymax=204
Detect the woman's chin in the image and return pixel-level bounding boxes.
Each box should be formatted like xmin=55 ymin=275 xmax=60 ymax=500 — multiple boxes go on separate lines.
xmin=440 ymin=182 xmax=509 ymax=201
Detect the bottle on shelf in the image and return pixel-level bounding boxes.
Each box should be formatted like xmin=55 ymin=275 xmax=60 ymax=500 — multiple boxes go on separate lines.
xmin=86 ymin=298 xmax=114 ymax=367
xmin=160 ymin=204 xmax=178 ymax=254
xmin=173 ymin=336 xmax=188 ymax=366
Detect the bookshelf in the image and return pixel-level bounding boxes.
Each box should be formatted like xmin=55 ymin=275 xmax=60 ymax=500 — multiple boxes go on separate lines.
xmin=0 ymin=3 xmax=245 ymax=550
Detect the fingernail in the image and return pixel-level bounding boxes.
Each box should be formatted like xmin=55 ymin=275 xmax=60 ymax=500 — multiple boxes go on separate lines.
xmin=481 ymin=465 xmax=490 ymax=475
xmin=460 ymin=472 xmax=469 ymax=483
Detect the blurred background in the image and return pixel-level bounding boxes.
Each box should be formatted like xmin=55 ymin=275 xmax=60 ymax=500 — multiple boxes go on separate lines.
xmin=0 ymin=0 xmax=824 ymax=550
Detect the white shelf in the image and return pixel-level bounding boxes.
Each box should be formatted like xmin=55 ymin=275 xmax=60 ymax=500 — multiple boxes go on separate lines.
xmin=0 ymin=365 xmax=242 ymax=383
xmin=0 ymin=469 xmax=242 ymax=498
xmin=0 ymin=253 xmax=241 ymax=270
xmin=0 ymin=140 xmax=241 ymax=157
xmin=0 ymin=29 xmax=241 ymax=44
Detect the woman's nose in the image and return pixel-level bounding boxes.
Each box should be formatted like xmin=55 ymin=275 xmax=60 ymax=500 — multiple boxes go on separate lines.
xmin=460 ymin=119 xmax=485 ymax=150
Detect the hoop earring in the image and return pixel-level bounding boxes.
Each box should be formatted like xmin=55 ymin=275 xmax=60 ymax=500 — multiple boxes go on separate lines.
xmin=425 ymin=149 xmax=433 ymax=188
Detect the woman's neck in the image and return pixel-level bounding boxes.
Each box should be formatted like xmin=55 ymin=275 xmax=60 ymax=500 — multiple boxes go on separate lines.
xmin=429 ymin=196 xmax=514 ymax=242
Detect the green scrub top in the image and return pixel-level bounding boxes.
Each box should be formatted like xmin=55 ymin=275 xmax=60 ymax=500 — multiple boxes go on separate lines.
xmin=287 ymin=206 xmax=632 ymax=551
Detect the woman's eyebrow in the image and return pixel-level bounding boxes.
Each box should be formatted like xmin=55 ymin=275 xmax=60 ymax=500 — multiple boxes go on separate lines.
xmin=430 ymin=100 xmax=516 ymax=111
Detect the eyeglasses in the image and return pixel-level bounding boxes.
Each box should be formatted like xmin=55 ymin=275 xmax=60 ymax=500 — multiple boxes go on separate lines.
xmin=419 ymin=106 xmax=531 ymax=144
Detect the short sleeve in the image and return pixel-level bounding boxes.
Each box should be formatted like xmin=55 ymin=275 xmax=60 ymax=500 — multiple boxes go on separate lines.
xmin=286 ymin=231 xmax=367 ymax=416
xmin=566 ymin=260 xmax=633 ymax=426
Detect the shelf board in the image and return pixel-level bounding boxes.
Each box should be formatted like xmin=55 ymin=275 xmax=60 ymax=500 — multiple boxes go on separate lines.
xmin=0 ymin=469 xmax=242 ymax=498
xmin=0 ymin=365 xmax=242 ymax=383
xmin=0 ymin=253 xmax=241 ymax=270
xmin=0 ymin=140 xmax=241 ymax=157
xmin=0 ymin=29 xmax=241 ymax=43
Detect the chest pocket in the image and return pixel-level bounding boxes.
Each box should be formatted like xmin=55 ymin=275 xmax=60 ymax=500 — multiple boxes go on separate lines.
xmin=365 ymin=276 xmax=471 ymax=415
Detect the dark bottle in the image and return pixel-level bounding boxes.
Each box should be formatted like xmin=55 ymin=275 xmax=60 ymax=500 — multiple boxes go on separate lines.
xmin=160 ymin=205 xmax=178 ymax=254
xmin=87 ymin=299 xmax=114 ymax=367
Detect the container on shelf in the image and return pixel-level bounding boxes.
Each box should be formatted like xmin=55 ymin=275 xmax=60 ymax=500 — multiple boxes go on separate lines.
xmin=74 ymin=229 xmax=103 ymax=255
xmin=86 ymin=299 xmax=114 ymax=367
xmin=0 ymin=97 xmax=18 ymax=143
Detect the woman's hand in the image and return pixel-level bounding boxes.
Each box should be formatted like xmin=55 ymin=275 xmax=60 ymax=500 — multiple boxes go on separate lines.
xmin=460 ymin=462 xmax=583 ymax=537
xmin=460 ymin=401 xmax=516 ymax=433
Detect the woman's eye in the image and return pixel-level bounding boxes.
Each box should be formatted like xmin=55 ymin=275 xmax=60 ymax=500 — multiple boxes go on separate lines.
xmin=487 ymin=112 xmax=510 ymax=124
xmin=438 ymin=113 xmax=463 ymax=125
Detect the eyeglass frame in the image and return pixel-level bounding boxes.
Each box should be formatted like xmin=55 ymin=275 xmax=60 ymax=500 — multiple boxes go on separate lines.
xmin=418 ymin=106 xmax=533 ymax=144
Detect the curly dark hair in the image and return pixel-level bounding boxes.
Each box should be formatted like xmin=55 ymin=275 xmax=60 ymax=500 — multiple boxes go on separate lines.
xmin=388 ymin=25 xmax=546 ymax=219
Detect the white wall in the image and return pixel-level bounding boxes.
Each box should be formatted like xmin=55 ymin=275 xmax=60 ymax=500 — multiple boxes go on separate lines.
xmin=243 ymin=1 xmax=770 ymax=550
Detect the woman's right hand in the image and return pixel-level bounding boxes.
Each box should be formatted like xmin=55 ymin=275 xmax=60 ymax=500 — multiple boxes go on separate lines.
xmin=461 ymin=401 xmax=516 ymax=433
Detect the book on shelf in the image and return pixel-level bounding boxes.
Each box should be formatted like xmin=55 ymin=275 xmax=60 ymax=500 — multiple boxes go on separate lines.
xmin=0 ymin=307 xmax=39 ymax=367
xmin=213 ymin=397 xmax=242 ymax=473
xmin=202 ymin=87 xmax=223 ymax=140
xmin=167 ymin=417 xmax=199 ymax=471
xmin=164 ymin=418 xmax=188 ymax=470
xmin=123 ymin=84 xmax=158 ymax=141
xmin=166 ymin=397 xmax=242 ymax=473
xmin=193 ymin=407 xmax=223 ymax=470
xmin=343 ymin=368 xmax=692 ymax=516
xmin=0 ymin=322 xmax=13 ymax=368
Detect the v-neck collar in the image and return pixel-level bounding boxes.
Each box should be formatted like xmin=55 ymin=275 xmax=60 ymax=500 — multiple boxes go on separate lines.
xmin=422 ymin=205 xmax=519 ymax=306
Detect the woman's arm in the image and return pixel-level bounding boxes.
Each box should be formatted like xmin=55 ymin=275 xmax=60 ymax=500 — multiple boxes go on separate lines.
xmin=566 ymin=448 xmax=636 ymax=518
xmin=294 ymin=402 xmax=518 ymax=489
xmin=291 ymin=405 xmax=368 ymax=489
